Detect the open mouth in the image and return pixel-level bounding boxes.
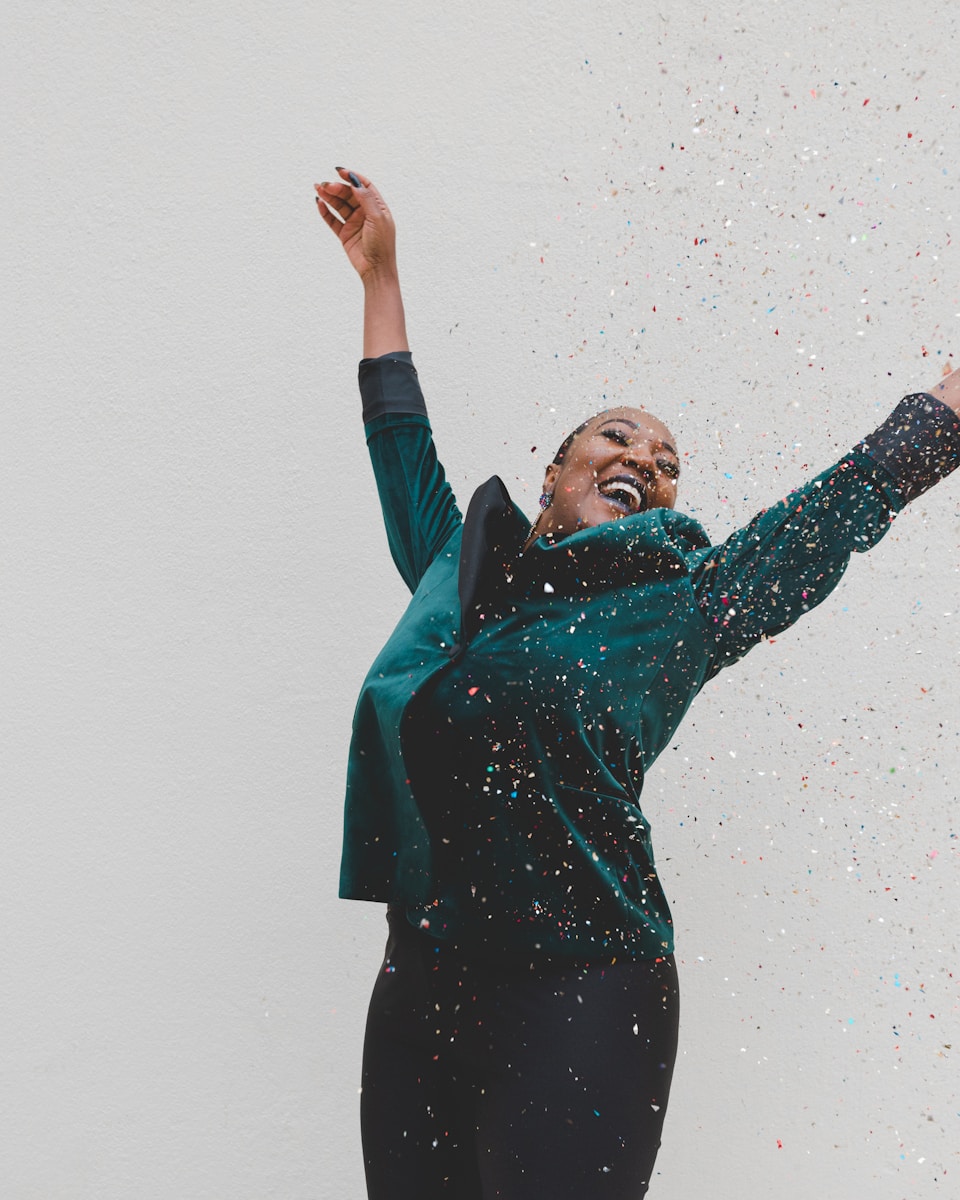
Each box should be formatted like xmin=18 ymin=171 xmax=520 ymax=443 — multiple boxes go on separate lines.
xmin=597 ymin=475 xmax=645 ymax=514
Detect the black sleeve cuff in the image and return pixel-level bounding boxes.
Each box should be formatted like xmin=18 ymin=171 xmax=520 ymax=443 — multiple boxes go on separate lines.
xmin=856 ymin=392 xmax=960 ymax=503
xmin=358 ymin=351 xmax=427 ymax=423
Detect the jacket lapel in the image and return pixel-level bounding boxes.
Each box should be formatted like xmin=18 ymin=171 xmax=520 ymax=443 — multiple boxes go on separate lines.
xmin=457 ymin=476 xmax=529 ymax=646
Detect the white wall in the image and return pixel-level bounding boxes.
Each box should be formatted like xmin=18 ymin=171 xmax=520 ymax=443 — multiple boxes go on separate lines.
xmin=4 ymin=1 xmax=958 ymax=1196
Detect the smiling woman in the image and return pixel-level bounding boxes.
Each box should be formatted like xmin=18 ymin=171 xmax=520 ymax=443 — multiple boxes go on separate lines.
xmin=528 ymin=409 xmax=681 ymax=547
xmin=314 ymin=168 xmax=960 ymax=1200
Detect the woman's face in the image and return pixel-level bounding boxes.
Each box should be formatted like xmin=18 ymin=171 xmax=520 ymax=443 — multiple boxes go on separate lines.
xmin=535 ymin=407 xmax=680 ymax=542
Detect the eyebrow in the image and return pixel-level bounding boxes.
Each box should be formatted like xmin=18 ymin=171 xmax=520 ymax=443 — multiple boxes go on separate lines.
xmin=599 ymin=418 xmax=678 ymax=459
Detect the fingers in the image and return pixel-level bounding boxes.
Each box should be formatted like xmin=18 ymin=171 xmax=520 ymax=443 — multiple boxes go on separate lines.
xmin=317 ymin=169 xmax=370 ymax=214
xmin=314 ymin=180 xmax=369 ymax=248
xmin=317 ymin=178 xmax=354 ymax=202
xmin=315 ymin=168 xmax=392 ymax=232
xmin=334 ymin=167 xmax=392 ymax=219
xmin=336 ymin=166 xmax=371 ymax=189
xmin=315 ymin=182 xmax=356 ymax=221
xmin=315 ymin=196 xmax=346 ymax=235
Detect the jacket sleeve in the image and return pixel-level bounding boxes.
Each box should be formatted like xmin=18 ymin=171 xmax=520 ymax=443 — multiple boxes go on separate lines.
xmin=360 ymin=351 xmax=463 ymax=593
xmin=689 ymin=392 xmax=960 ymax=676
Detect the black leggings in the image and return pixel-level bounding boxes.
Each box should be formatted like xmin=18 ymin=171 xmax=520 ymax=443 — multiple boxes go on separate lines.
xmin=361 ymin=910 xmax=679 ymax=1199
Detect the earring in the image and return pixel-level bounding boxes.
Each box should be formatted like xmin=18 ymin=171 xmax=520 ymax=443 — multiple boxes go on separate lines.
xmin=539 ymin=492 xmax=552 ymax=510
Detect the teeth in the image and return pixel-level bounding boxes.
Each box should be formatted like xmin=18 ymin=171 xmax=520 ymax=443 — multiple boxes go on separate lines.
xmin=599 ymin=479 xmax=642 ymax=511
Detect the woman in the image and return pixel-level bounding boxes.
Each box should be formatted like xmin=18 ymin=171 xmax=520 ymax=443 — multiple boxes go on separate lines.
xmin=315 ymin=167 xmax=960 ymax=1199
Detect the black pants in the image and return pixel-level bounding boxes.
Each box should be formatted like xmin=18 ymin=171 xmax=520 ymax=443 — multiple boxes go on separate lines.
xmin=361 ymin=910 xmax=679 ymax=1199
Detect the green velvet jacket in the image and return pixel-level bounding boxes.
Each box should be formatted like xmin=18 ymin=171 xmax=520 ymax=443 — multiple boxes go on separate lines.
xmin=340 ymin=352 xmax=960 ymax=960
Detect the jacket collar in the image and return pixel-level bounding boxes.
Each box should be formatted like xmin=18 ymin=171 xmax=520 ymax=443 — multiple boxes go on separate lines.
xmin=457 ymin=475 xmax=712 ymax=642
xmin=458 ymin=476 xmax=529 ymax=644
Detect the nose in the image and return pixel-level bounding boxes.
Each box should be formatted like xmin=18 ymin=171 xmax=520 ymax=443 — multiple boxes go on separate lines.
xmin=621 ymin=441 xmax=658 ymax=481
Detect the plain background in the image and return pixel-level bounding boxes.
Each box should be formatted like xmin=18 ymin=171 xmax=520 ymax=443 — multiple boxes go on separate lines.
xmin=4 ymin=1 xmax=959 ymax=1196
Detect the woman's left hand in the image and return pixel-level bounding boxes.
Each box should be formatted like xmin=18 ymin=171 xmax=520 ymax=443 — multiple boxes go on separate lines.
xmin=927 ymin=362 xmax=960 ymax=417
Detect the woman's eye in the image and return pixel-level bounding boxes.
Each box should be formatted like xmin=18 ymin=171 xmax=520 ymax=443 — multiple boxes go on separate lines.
xmin=598 ymin=429 xmax=679 ymax=478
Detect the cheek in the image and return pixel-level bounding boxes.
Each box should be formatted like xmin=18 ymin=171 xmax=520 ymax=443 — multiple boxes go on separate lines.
xmin=559 ymin=470 xmax=598 ymax=499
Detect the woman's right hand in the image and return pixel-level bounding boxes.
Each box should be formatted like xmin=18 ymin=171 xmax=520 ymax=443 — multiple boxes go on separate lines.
xmin=315 ymin=168 xmax=398 ymax=282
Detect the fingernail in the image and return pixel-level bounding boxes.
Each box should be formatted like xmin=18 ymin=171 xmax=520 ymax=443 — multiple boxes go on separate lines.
xmin=347 ymin=171 xmax=361 ymax=187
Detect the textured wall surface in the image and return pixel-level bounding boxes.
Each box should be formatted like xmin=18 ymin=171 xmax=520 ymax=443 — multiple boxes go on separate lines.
xmin=4 ymin=1 xmax=959 ymax=1197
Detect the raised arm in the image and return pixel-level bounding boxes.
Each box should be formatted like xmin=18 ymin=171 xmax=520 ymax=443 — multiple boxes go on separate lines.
xmin=690 ymin=369 xmax=960 ymax=675
xmin=315 ymin=167 xmax=409 ymax=357
xmin=315 ymin=168 xmax=461 ymax=591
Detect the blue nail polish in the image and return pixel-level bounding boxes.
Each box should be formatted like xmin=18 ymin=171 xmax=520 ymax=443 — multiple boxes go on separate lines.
xmin=347 ymin=171 xmax=361 ymax=187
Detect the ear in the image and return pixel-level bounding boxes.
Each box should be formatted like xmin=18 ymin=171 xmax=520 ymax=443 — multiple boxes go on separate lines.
xmin=542 ymin=462 xmax=560 ymax=495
